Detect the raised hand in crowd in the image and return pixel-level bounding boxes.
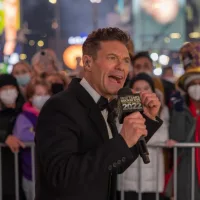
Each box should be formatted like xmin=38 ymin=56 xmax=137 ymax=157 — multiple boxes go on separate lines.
xmin=121 ymin=112 xmax=147 ymax=148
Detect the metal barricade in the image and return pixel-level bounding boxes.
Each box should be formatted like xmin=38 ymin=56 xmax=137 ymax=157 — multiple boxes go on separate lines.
xmin=0 ymin=142 xmax=200 ymax=200
xmin=0 ymin=142 xmax=35 ymax=200
xmin=119 ymin=143 xmax=200 ymax=200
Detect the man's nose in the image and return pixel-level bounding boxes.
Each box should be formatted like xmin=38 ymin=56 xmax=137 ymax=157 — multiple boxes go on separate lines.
xmin=115 ymin=59 xmax=125 ymax=71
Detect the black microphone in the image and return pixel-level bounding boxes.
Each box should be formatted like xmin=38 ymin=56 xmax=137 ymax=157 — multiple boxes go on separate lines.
xmin=117 ymin=88 xmax=150 ymax=164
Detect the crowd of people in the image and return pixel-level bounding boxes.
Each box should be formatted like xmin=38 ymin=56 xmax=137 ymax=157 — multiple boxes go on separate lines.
xmin=0 ymin=30 xmax=200 ymax=200
xmin=0 ymin=48 xmax=70 ymax=200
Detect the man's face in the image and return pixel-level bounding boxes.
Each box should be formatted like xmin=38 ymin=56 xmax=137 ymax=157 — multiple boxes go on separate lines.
xmin=84 ymin=41 xmax=130 ymax=99
xmin=132 ymin=57 xmax=153 ymax=76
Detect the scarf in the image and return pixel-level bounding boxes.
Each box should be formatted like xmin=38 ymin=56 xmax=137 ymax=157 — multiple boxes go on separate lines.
xmin=22 ymin=102 xmax=39 ymax=116
xmin=189 ymin=100 xmax=200 ymax=187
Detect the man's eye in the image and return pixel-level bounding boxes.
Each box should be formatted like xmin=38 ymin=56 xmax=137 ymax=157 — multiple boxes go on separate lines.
xmin=125 ymin=59 xmax=130 ymax=64
xmin=108 ymin=56 xmax=116 ymax=60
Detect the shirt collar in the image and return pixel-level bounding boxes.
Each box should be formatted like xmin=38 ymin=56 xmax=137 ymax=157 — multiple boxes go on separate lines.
xmin=80 ymin=78 xmax=100 ymax=103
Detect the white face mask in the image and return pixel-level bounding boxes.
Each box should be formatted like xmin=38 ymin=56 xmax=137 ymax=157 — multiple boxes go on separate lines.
xmin=32 ymin=95 xmax=50 ymax=110
xmin=188 ymin=85 xmax=200 ymax=101
xmin=15 ymin=74 xmax=31 ymax=86
xmin=0 ymin=88 xmax=18 ymax=105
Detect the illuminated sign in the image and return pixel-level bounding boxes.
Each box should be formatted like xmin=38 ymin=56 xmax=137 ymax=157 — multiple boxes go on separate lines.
xmin=0 ymin=0 xmax=4 ymax=34
xmin=1 ymin=0 xmax=20 ymax=56
xmin=140 ymin=0 xmax=179 ymax=24
xmin=0 ymin=0 xmax=21 ymax=73
xmin=68 ymin=36 xmax=87 ymax=45
xmin=133 ymin=0 xmax=185 ymax=51
xmin=63 ymin=45 xmax=83 ymax=69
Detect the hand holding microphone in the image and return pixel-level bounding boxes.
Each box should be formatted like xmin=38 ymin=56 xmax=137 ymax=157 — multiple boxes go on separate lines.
xmin=120 ymin=112 xmax=147 ymax=148
xmin=118 ymin=88 xmax=161 ymax=164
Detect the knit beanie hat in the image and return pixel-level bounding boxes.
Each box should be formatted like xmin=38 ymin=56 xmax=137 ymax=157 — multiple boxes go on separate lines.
xmin=0 ymin=74 xmax=18 ymax=88
xmin=129 ymin=72 xmax=155 ymax=92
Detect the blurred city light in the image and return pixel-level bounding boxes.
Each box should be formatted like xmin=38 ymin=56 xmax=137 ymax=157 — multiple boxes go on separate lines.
xmin=189 ymin=32 xmax=200 ymax=39
xmin=37 ymin=40 xmax=44 ymax=47
xmin=20 ymin=54 xmax=27 ymax=60
xmin=153 ymin=68 xmax=162 ymax=76
xmin=90 ymin=0 xmax=102 ymax=3
xmin=68 ymin=36 xmax=87 ymax=45
xmin=49 ymin=0 xmax=57 ymax=4
xmin=170 ymin=33 xmax=181 ymax=39
xmin=9 ymin=53 xmax=20 ymax=65
xmin=140 ymin=0 xmax=179 ymax=24
xmin=164 ymin=37 xmax=170 ymax=43
xmin=29 ymin=40 xmax=35 ymax=46
xmin=159 ymin=55 xmax=169 ymax=65
xmin=63 ymin=45 xmax=83 ymax=69
xmin=150 ymin=53 xmax=159 ymax=61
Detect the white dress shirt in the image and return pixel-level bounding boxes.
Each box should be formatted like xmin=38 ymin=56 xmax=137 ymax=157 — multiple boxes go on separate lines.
xmin=80 ymin=78 xmax=113 ymax=139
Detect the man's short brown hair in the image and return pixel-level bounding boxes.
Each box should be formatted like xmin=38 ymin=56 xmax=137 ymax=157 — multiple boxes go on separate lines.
xmin=82 ymin=27 xmax=131 ymax=58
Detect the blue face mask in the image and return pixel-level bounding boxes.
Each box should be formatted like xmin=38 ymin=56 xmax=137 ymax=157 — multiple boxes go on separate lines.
xmin=16 ymin=74 xmax=31 ymax=86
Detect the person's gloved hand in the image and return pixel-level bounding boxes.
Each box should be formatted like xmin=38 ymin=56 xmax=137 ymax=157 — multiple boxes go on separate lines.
xmin=170 ymin=91 xmax=184 ymax=112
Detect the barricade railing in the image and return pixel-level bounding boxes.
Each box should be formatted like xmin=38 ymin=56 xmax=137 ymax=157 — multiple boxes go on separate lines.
xmin=0 ymin=142 xmax=200 ymax=200
xmin=119 ymin=143 xmax=200 ymax=200
xmin=0 ymin=142 xmax=35 ymax=200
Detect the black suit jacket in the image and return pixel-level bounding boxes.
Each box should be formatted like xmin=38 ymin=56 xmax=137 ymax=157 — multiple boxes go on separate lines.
xmin=35 ymin=78 xmax=163 ymax=200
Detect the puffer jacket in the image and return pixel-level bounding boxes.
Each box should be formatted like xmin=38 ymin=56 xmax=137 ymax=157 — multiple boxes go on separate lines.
xmin=117 ymin=106 xmax=169 ymax=192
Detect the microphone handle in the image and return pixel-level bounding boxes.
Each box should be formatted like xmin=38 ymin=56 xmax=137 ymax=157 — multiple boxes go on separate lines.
xmin=138 ymin=136 xmax=150 ymax=164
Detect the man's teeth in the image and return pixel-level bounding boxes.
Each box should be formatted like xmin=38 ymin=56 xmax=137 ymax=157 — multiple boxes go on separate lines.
xmin=112 ymin=75 xmax=123 ymax=79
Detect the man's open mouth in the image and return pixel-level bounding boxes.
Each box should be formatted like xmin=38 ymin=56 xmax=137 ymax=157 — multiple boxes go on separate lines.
xmin=108 ymin=75 xmax=123 ymax=83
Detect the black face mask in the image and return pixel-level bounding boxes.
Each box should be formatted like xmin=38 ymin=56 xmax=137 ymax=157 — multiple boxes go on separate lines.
xmin=51 ymin=83 xmax=64 ymax=95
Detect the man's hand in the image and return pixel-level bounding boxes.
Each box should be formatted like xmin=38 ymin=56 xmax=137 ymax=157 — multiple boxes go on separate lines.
xmin=120 ymin=112 xmax=147 ymax=148
xmin=5 ymin=135 xmax=25 ymax=153
xmin=140 ymin=91 xmax=161 ymax=120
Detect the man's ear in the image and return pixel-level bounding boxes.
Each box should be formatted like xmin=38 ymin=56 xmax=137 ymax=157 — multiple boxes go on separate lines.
xmin=82 ymin=55 xmax=92 ymax=72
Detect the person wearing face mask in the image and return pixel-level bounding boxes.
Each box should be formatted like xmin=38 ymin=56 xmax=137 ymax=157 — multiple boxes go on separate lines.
xmin=117 ymin=73 xmax=170 ymax=200
xmin=12 ymin=61 xmax=32 ymax=97
xmin=13 ymin=79 xmax=50 ymax=200
xmin=0 ymin=74 xmax=25 ymax=200
xmin=44 ymin=72 xmax=70 ymax=95
xmin=167 ymin=67 xmax=200 ymax=200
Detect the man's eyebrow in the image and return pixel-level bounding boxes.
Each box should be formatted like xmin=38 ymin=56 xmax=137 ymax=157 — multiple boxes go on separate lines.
xmin=107 ymin=53 xmax=118 ymax=56
xmin=107 ymin=53 xmax=130 ymax=60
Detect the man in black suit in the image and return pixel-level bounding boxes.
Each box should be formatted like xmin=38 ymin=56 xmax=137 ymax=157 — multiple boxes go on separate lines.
xmin=35 ymin=27 xmax=162 ymax=200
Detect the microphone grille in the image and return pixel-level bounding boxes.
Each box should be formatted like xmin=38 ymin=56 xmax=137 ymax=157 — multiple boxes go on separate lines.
xmin=118 ymin=87 xmax=132 ymax=96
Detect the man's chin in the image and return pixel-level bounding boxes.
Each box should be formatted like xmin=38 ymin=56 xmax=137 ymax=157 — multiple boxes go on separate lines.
xmin=107 ymin=87 xmax=122 ymax=96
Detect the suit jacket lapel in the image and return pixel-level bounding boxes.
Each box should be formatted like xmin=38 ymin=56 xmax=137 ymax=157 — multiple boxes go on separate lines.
xmin=68 ymin=79 xmax=109 ymax=141
xmin=88 ymin=104 xmax=109 ymax=141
